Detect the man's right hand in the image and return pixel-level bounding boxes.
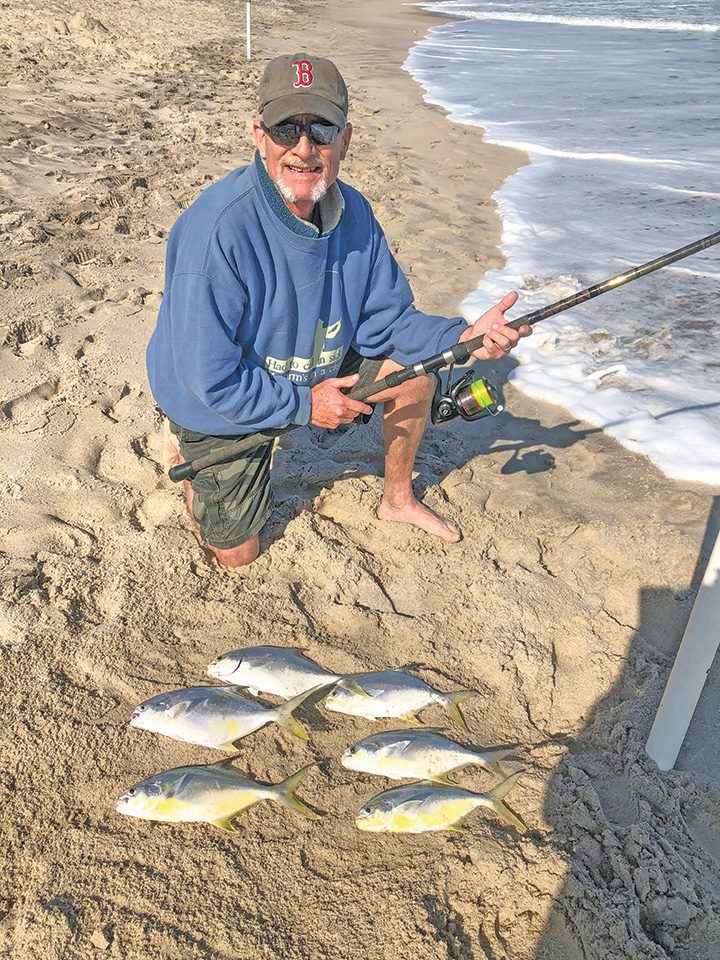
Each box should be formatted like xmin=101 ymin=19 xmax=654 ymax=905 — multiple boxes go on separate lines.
xmin=310 ymin=373 xmax=374 ymax=428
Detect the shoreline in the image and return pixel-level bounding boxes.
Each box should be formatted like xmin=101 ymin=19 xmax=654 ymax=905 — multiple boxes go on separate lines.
xmin=2 ymin=0 xmax=720 ymax=957
xmin=320 ymin=0 xmax=531 ymax=317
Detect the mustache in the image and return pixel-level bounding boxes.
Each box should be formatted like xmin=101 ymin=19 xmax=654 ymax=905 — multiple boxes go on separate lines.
xmin=279 ymin=158 xmax=325 ymax=173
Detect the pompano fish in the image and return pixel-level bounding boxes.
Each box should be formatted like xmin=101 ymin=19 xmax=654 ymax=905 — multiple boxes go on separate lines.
xmin=325 ymin=671 xmax=477 ymax=730
xmin=129 ymin=684 xmax=324 ymax=750
xmin=116 ymin=759 xmax=321 ymax=832
xmin=355 ymin=772 xmax=527 ymax=834
xmin=208 ymin=646 xmax=345 ymax=698
xmin=342 ymin=729 xmax=514 ymax=782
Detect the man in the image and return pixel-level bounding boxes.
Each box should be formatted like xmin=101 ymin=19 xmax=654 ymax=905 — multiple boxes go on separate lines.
xmin=147 ymin=53 xmax=530 ymax=568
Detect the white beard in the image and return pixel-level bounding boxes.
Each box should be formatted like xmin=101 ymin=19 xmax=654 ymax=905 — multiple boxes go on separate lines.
xmin=310 ymin=177 xmax=329 ymax=204
xmin=276 ymin=170 xmax=298 ymax=204
xmin=276 ymin=168 xmax=329 ymax=208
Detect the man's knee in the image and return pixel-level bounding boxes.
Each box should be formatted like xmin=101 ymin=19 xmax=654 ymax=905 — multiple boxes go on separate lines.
xmin=210 ymin=534 xmax=261 ymax=568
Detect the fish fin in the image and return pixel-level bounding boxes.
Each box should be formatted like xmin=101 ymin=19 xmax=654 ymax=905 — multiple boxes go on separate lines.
xmin=339 ymin=678 xmax=373 ymax=699
xmin=218 ymin=741 xmax=240 ymax=753
xmin=274 ymin=764 xmax=322 ymax=821
xmin=481 ymin=747 xmax=516 ymax=780
xmin=275 ymin=683 xmax=327 ymax=741
xmin=280 ymin=716 xmax=310 ymax=742
xmin=486 ymin=771 xmax=528 ymax=833
xmin=429 ymin=774 xmax=456 ymax=786
xmin=447 ymin=822 xmax=468 ymax=833
xmin=441 ymin=690 xmax=478 ymax=731
xmin=211 ymin=816 xmax=239 ymax=833
xmin=400 ymin=714 xmax=422 ymax=725
xmin=210 ymin=757 xmax=238 ymax=769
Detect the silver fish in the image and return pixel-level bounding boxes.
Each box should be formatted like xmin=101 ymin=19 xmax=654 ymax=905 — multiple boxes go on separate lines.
xmin=208 ymin=646 xmax=343 ymax=698
xmin=342 ymin=729 xmax=514 ymax=782
xmin=325 ymin=671 xmax=477 ymax=729
xmin=129 ymin=684 xmax=323 ymax=749
xmin=117 ymin=759 xmax=320 ymax=832
xmin=355 ymin=772 xmax=527 ymax=834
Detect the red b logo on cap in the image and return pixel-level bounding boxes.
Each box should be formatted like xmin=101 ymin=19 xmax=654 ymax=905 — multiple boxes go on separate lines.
xmin=293 ymin=59 xmax=314 ymax=87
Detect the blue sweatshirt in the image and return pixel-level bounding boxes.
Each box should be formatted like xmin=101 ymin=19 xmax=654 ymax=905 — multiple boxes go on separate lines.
xmin=146 ymin=152 xmax=467 ymax=436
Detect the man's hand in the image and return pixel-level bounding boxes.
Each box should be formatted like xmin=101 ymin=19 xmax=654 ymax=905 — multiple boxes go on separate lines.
xmin=310 ymin=373 xmax=373 ymax=429
xmin=458 ymin=291 xmax=531 ymax=360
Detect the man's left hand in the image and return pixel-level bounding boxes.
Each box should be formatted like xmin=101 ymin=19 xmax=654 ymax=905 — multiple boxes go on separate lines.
xmin=457 ymin=291 xmax=531 ymax=360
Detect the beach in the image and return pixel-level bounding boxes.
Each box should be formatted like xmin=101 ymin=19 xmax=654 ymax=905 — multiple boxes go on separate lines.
xmin=2 ymin=0 xmax=720 ymax=956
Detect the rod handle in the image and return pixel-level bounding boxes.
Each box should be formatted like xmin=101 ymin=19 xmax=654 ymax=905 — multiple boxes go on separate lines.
xmin=169 ymin=462 xmax=197 ymax=482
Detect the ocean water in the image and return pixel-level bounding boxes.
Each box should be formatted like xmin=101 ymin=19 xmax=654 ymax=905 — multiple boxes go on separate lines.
xmin=405 ymin=0 xmax=720 ymax=484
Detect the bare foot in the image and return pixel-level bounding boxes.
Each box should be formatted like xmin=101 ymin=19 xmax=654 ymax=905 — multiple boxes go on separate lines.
xmin=377 ymin=497 xmax=462 ymax=543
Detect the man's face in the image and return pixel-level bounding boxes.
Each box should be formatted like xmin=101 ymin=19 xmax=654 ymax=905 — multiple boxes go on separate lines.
xmin=253 ymin=114 xmax=352 ymax=214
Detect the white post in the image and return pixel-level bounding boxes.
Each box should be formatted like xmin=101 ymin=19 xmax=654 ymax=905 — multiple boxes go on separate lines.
xmin=246 ymin=2 xmax=251 ymax=60
xmin=646 ymin=527 xmax=720 ymax=770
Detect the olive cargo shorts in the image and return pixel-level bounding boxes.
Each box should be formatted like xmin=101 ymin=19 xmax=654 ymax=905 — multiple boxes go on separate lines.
xmin=170 ymin=350 xmax=385 ymax=549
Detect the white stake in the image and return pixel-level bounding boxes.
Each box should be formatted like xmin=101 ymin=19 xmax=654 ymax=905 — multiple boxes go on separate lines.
xmin=246 ymin=2 xmax=251 ymax=60
xmin=646 ymin=525 xmax=720 ymax=770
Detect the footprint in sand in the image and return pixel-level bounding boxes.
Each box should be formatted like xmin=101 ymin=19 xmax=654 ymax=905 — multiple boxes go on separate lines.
xmin=2 ymin=315 xmax=53 ymax=353
xmin=96 ymin=433 xmax=160 ymax=492
xmin=3 ymin=514 xmax=97 ymax=560
xmin=133 ymin=489 xmax=177 ymax=531
xmin=2 ymin=379 xmax=59 ymax=433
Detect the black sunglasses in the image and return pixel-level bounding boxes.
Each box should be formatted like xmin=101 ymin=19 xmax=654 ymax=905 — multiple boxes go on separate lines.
xmin=261 ymin=119 xmax=342 ymax=147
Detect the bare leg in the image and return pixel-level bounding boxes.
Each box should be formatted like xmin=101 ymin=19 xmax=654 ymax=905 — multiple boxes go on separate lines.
xmin=163 ymin=420 xmax=262 ymax=567
xmin=368 ymin=362 xmax=461 ymax=543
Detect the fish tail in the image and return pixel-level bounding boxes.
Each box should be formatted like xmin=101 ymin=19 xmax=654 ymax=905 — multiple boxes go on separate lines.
xmin=480 ymin=747 xmax=516 ymax=780
xmin=485 ymin=771 xmax=528 ymax=833
xmin=275 ymin=683 xmax=327 ymax=742
xmin=275 ymin=764 xmax=322 ymax=820
xmin=441 ymin=690 xmax=478 ymax=731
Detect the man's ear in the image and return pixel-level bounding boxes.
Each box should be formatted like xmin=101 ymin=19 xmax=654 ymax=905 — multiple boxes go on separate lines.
xmin=339 ymin=123 xmax=352 ymax=161
xmin=252 ymin=118 xmax=266 ymax=158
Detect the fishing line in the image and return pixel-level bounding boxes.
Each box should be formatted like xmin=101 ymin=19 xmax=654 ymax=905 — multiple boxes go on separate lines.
xmin=622 ymin=292 xmax=720 ymax=351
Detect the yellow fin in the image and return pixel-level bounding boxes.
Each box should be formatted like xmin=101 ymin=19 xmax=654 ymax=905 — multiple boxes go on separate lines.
xmin=280 ymin=715 xmax=310 ymax=742
xmin=442 ymin=690 xmax=478 ymax=731
xmin=342 ymin=678 xmax=373 ymax=699
xmin=399 ymin=713 xmax=422 ymax=724
xmin=275 ymin=684 xmax=326 ymax=742
xmin=275 ymin=764 xmax=322 ymax=821
xmin=487 ymin=770 xmax=528 ymax=833
xmin=430 ymin=774 xmax=456 ymax=786
xmin=211 ymin=817 xmax=238 ymax=833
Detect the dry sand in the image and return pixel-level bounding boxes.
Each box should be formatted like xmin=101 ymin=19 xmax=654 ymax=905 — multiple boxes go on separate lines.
xmin=2 ymin=0 xmax=720 ymax=957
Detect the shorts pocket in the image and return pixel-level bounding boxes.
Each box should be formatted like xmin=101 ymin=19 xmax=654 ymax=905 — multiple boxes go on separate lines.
xmin=190 ymin=469 xmax=228 ymax=539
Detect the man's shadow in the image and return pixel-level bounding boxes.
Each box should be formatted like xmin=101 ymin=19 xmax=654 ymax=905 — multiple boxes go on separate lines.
xmin=261 ymin=356 xmax=719 ymax=549
xmin=524 ymin=497 xmax=720 ymax=960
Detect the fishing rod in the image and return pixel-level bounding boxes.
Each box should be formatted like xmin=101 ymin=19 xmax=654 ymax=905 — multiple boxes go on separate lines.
xmin=169 ymin=229 xmax=720 ymax=483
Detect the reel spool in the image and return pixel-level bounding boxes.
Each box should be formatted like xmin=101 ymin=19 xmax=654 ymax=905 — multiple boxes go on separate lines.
xmin=431 ymin=370 xmax=503 ymax=425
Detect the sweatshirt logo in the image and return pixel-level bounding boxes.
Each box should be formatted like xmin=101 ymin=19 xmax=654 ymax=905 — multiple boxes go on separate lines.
xmin=264 ymin=316 xmax=344 ymax=384
xmin=293 ymin=60 xmax=314 ymax=88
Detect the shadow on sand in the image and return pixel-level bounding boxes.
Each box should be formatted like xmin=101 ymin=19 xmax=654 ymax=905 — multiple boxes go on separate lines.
xmin=529 ymin=498 xmax=720 ymax=960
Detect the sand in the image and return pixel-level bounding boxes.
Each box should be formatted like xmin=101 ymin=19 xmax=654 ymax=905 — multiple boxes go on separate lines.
xmin=2 ymin=0 xmax=720 ymax=957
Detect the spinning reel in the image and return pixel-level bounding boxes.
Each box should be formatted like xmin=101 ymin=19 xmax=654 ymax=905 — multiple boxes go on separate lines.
xmin=431 ymin=368 xmax=503 ymax=425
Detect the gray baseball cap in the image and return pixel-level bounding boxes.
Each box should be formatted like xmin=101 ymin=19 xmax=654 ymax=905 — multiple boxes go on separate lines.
xmin=258 ymin=54 xmax=348 ymax=129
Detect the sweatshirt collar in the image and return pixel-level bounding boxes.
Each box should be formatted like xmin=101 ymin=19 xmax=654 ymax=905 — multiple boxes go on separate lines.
xmin=254 ymin=151 xmax=344 ymax=237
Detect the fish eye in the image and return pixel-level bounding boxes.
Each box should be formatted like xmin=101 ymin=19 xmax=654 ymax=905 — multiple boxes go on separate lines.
xmin=137 ymin=705 xmax=146 ymax=712
xmin=127 ymin=788 xmax=135 ymax=796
